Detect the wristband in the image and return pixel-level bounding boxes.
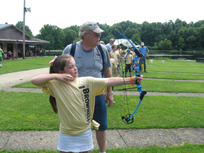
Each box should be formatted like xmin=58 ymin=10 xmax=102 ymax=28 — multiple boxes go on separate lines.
xmin=130 ymin=77 xmax=135 ymax=86
xmin=107 ymin=91 xmax=113 ymax=94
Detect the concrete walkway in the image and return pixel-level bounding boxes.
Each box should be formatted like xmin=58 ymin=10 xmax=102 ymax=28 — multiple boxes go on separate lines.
xmin=0 ymin=68 xmax=204 ymax=150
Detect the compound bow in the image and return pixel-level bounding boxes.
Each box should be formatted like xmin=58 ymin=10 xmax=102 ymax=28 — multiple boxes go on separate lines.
xmin=114 ymin=29 xmax=147 ymax=124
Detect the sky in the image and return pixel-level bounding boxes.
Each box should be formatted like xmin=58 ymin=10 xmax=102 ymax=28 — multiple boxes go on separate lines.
xmin=1 ymin=0 xmax=204 ymax=36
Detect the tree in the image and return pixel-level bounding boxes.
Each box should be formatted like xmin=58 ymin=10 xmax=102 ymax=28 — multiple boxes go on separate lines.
xmin=198 ymin=25 xmax=204 ymax=48
xmin=63 ymin=28 xmax=78 ymax=47
xmin=158 ymin=38 xmax=172 ymax=50
xmin=15 ymin=21 xmax=33 ymax=37
xmin=186 ymin=35 xmax=196 ymax=49
xmin=178 ymin=37 xmax=185 ymax=50
xmin=38 ymin=24 xmax=64 ymax=50
xmin=131 ymin=33 xmax=141 ymax=44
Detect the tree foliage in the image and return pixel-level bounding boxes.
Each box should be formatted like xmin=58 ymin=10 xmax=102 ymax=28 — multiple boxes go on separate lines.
xmin=15 ymin=21 xmax=33 ymax=37
xmin=19 ymin=19 xmax=204 ymax=50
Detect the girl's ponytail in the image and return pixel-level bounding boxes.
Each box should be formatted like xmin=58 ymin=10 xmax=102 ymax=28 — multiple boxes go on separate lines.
xmin=49 ymin=65 xmax=58 ymax=114
xmin=49 ymin=95 xmax=58 ymax=114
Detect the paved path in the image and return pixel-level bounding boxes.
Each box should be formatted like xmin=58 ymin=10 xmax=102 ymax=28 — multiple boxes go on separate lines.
xmin=0 ymin=68 xmax=204 ymax=150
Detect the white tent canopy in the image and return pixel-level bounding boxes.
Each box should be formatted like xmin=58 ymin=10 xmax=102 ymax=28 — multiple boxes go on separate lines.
xmin=114 ymin=39 xmax=140 ymax=48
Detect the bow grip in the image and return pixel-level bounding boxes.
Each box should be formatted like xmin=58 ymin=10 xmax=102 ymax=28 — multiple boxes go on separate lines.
xmin=134 ymin=49 xmax=143 ymax=57
xmin=135 ymin=75 xmax=140 ymax=84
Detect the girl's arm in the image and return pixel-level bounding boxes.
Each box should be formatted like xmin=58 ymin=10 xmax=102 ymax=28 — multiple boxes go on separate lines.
xmin=31 ymin=74 xmax=74 ymax=88
xmin=107 ymin=76 xmax=143 ymax=87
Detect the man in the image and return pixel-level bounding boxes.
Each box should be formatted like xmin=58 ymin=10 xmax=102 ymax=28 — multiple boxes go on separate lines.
xmin=138 ymin=42 xmax=149 ymax=72
xmin=62 ymin=21 xmax=113 ymax=153
xmin=106 ymin=38 xmax=114 ymax=51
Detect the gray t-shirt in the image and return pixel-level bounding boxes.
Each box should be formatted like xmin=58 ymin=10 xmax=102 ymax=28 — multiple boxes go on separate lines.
xmin=62 ymin=41 xmax=111 ymax=78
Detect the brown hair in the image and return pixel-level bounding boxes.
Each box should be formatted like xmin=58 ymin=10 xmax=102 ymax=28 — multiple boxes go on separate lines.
xmin=49 ymin=54 xmax=73 ymax=114
xmin=112 ymin=44 xmax=117 ymax=49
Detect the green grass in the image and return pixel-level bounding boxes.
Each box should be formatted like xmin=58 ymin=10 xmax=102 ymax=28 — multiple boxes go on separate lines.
xmin=13 ymin=79 xmax=204 ymax=93
xmin=141 ymin=71 xmax=204 ymax=80
xmin=1 ymin=58 xmax=204 ymax=152
xmin=1 ymin=143 xmax=204 ymax=153
xmin=0 ymin=91 xmax=204 ymax=131
xmin=0 ymin=56 xmax=53 ymax=75
xmin=146 ymin=59 xmax=204 ymax=74
xmin=114 ymin=79 xmax=204 ymax=93
xmin=12 ymin=81 xmax=41 ymax=88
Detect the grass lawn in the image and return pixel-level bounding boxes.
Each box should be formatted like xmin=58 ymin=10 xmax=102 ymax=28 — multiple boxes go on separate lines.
xmin=1 ymin=58 xmax=204 ymax=152
xmin=1 ymin=91 xmax=204 ymax=131
xmin=118 ymin=59 xmax=204 ymax=80
xmin=1 ymin=143 xmax=204 ymax=153
xmin=145 ymin=59 xmax=204 ymax=74
xmin=114 ymin=79 xmax=204 ymax=93
xmin=13 ymin=79 xmax=204 ymax=93
xmin=0 ymin=56 xmax=53 ymax=75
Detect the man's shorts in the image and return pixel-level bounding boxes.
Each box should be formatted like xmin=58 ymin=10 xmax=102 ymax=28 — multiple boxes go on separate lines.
xmin=0 ymin=57 xmax=3 ymax=62
xmin=92 ymin=94 xmax=108 ymax=131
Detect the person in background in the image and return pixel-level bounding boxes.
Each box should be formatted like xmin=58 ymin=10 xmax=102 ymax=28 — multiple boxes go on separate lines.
xmin=108 ymin=49 xmax=119 ymax=77
xmin=125 ymin=49 xmax=134 ymax=77
xmin=62 ymin=21 xmax=113 ymax=153
xmin=138 ymin=42 xmax=149 ymax=72
xmin=111 ymin=45 xmax=121 ymax=75
xmin=100 ymin=41 xmax=105 ymax=46
xmin=106 ymin=38 xmax=114 ymax=51
xmin=0 ymin=46 xmax=4 ymax=67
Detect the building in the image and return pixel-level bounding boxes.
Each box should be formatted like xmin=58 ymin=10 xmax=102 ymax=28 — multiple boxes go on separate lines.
xmin=0 ymin=24 xmax=50 ymax=59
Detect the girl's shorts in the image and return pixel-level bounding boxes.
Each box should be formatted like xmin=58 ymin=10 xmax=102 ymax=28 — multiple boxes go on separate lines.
xmin=0 ymin=57 xmax=3 ymax=62
xmin=57 ymin=127 xmax=93 ymax=152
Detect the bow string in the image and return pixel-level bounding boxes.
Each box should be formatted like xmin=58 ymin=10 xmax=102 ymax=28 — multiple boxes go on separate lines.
xmin=113 ymin=27 xmax=147 ymax=124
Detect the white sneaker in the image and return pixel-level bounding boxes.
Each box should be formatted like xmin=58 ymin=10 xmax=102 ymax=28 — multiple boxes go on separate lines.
xmin=0 ymin=64 xmax=2 ymax=67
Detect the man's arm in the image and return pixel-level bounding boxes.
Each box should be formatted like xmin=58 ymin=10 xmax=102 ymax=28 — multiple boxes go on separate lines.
xmin=146 ymin=50 xmax=149 ymax=56
xmin=103 ymin=67 xmax=113 ymax=107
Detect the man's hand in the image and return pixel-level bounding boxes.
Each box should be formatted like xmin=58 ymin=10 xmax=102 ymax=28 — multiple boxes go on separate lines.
xmin=105 ymin=93 xmax=113 ymax=107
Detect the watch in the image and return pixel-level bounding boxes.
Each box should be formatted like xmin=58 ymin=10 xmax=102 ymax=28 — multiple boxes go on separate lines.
xmin=107 ymin=91 xmax=113 ymax=94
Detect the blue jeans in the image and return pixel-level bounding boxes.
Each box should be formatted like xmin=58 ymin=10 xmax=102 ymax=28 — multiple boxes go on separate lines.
xmin=92 ymin=94 xmax=108 ymax=131
xmin=139 ymin=56 xmax=147 ymax=71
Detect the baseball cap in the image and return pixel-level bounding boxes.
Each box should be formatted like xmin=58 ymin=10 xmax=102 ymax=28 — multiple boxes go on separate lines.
xmin=141 ymin=42 xmax=144 ymax=46
xmin=110 ymin=38 xmax=115 ymax=41
xmin=80 ymin=21 xmax=104 ymax=33
xmin=100 ymin=41 xmax=105 ymax=45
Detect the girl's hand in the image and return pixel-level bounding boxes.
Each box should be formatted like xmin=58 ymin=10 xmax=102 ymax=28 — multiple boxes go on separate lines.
xmin=133 ymin=75 xmax=143 ymax=84
xmin=56 ymin=74 xmax=74 ymax=83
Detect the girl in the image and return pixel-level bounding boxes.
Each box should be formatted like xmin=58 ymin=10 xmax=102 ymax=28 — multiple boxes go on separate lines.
xmin=31 ymin=54 xmax=143 ymax=153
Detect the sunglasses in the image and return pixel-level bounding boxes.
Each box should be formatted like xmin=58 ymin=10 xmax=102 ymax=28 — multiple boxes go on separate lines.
xmin=87 ymin=32 xmax=101 ymax=37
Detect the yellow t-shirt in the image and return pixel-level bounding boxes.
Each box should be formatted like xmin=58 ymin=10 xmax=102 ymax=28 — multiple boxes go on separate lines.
xmin=111 ymin=51 xmax=120 ymax=65
xmin=42 ymin=77 xmax=108 ymax=136
xmin=126 ymin=54 xmax=133 ymax=64
xmin=110 ymin=58 xmax=117 ymax=76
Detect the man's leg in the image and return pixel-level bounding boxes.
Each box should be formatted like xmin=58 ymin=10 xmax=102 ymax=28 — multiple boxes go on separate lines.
xmin=144 ymin=57 xmax=147 ymax=72
xmin=95 ymin=130 xmax=106 ymax=152
xmin=92 ymin=95 xmax=108 ymax=152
